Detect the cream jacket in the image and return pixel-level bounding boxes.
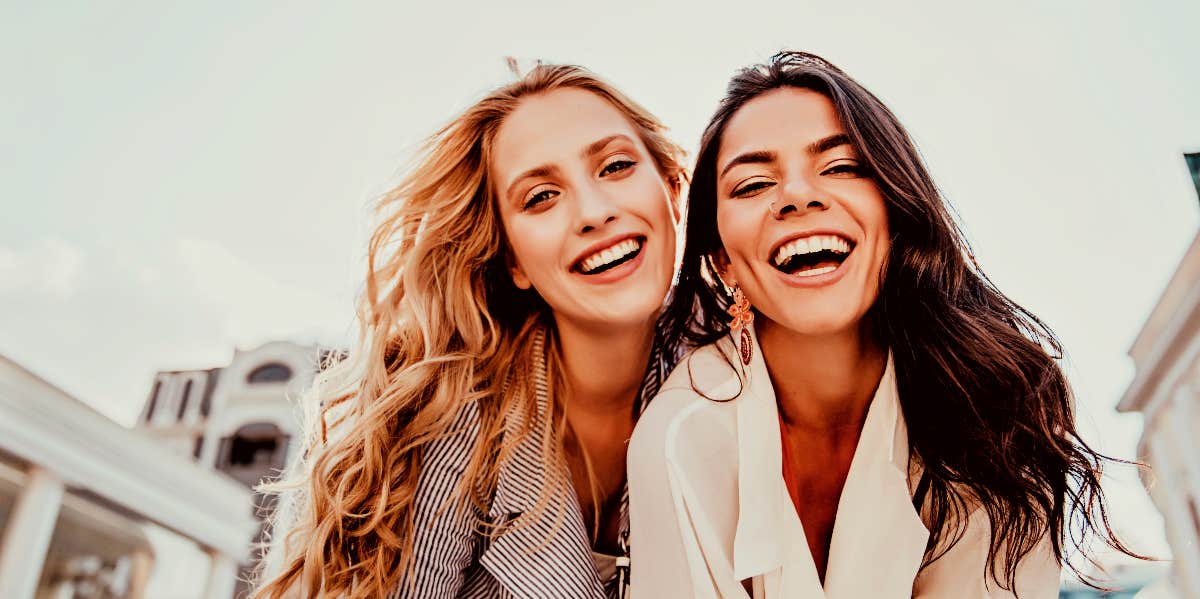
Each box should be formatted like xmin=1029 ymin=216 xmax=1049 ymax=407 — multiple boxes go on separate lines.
xmin=627 ymin=326 xmax=1060 ymax=599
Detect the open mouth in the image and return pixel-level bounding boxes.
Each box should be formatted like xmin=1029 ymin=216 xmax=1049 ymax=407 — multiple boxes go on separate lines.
xmin=772 ymin=234 xmax=853 ymax=277
xmin=574 ymin=237 xmax=645 ymax=275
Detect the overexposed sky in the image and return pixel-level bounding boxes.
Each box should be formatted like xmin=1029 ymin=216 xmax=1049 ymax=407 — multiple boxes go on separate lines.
xmin=3 ymin=0 xmax=1198 ymax=572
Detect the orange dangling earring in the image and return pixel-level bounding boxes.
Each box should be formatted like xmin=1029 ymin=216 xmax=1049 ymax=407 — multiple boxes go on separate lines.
xmin=727 ymin=285 xmax=754 ymax=365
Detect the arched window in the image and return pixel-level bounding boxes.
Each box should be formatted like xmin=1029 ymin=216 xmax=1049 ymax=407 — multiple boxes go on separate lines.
xmin=246 ymin=362 xmax=292 ymax=384
xmin=216 ymin=422 xmax=291 ymax=488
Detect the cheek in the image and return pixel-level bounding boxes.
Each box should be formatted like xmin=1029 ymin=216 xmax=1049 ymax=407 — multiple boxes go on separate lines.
xmin=504 ymin=216 xmax=562 ymax=277
xmin=868 ymin=200 xmax=891 ymax=278
xmin=715 ymin=202 xmax=758 ymax=262
xmin=861 ymin=234 xmax=891 ymax=309
xmin=860 ymin=186 xmax=890 ymax=238
xmin=622 ymin=174 xmax=677 ymax=256
xmin=873 ymin=202 xmax=891 ymax=241
xmin=629 ymin=173 xmax=675 ymax=224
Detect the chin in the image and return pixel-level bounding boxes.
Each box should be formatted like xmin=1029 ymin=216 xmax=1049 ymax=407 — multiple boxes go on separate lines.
xmin=565 ymin=291 xmax=666 ymax=331
xmin=617 ymin=290 xmax=669 ymax=325
xmin=773 ymin=310 xmax=862 ymax=338
xmin=579 ymin=309 xmax=659 ymax=332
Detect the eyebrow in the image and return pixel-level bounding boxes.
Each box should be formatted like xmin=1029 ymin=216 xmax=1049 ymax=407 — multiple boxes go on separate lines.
xmin=809 ymin=133 xmax=852 ymax=155
xmin=504 ymin=165 xmax=559 ymax=203
xmin=719 ymin=150 xmax=776 ymax=179
xmin=503 ymin=134 xmax=634 ymax=202
xmin=718 ymin=133 xmax=854 ymax=180
xmin=583 ymin=134 xmax=632 ymax=159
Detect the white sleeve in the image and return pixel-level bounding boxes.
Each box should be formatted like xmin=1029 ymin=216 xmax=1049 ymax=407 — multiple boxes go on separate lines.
xmin=913 ymin=508 xmax=1061 ymax=598
xmin=627 ymin=406 xmax=702 ymax=599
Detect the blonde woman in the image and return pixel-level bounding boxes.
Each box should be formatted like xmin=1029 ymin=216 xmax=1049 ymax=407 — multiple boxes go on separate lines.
xmin=252 ymin=63 xmax=687 ymax=599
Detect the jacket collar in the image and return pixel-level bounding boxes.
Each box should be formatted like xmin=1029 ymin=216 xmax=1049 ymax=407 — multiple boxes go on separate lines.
xmin=729 ymin=324 xmax=930 ymax=596
xmin=480 ymin=328 xmax=606 ymax=599
xmin=731 ymin=323 xmax=787 ymax=581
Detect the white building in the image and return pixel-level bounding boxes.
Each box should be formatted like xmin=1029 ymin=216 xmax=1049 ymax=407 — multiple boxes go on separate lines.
xmin=137 ymin=341 xmax=321 ymax=482
xmin=0 ymin=339 xmax=326 ymax=599
xmin=134 ymin=341 xmax=326 ymax=599
xmin=0 ymin=355 xmax=259 ymax=599
xmin=1119 ymin=151 xmax=1200 ymax=599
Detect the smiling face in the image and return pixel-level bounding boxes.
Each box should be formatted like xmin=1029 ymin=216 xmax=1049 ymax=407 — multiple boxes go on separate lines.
xmin=491 ymin=87 xmax=678 ymax=332
xmin=715 ymin=87 xmax=890 ymax=338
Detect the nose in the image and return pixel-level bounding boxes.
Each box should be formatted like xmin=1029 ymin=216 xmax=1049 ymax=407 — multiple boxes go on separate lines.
xmin=576 ymin=183 xmax=619 ymax=234
xmin=770 ymin=177 xmax=829 ymax=220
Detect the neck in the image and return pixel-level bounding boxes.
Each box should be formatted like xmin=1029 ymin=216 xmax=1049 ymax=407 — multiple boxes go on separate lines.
xmin=553 ymin=315 xmax=655 ymax=417
xmin=756 ymin=319 xmax=887 ymax=433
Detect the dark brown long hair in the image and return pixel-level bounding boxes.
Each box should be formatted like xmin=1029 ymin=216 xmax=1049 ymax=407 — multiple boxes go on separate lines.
xmin=662 ymin=50 xmax=1143 ymax=591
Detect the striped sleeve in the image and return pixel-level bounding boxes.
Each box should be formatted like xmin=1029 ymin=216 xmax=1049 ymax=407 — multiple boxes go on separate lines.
xmin=391 ymin=402 xmax=483 ymax=599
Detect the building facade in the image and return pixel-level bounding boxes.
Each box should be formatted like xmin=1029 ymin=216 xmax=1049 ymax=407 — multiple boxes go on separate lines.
xmin=0 ymin=356 xmax=259 ymax=599
xmin=135 ymin=341 xmax=325 ymax=598
xmin=1119 ymin=151 xmax=1200 ymax=599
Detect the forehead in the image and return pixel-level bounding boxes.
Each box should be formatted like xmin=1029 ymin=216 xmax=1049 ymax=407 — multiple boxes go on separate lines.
xmin=718 ymin=87 xmax=844 ymax=167
xmin=492 ymin=87 xmax=639 ymax=177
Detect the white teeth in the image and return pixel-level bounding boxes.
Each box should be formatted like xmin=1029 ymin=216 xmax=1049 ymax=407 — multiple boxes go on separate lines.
xmin=796 ymin=265 xmax=837 ymax=277
xmin=580 ymin=239 xmax=641 ymax=273
xmin=772 ymin=234 xmax=852 ymax=266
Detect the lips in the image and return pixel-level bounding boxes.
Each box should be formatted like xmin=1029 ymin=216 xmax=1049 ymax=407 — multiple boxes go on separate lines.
xmin=770 ymin=232 xmax=855 ymax=278
xmin=571 ymin=235 xmax=646 ymax=275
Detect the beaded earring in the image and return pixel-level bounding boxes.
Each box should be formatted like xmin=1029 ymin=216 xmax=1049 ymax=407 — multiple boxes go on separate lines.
xmin=727 ymin=285 xmax=754 ymax=366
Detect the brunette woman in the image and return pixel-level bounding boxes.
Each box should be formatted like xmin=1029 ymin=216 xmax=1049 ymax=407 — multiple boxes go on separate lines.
xmin=629 ymin=51 xmax=1138 ymax=598
xmin=252 ymin=63 xmax=687 ymax=599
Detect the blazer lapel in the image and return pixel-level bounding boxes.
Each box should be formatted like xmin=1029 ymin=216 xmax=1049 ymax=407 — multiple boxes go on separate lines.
xmin=730 ymin=324 xmax=788 ymax=582
xmin=821 ymin=355 xmax=929 ymax=599
xmin=731 ymin=325 xmax=826 ymax=597
xmin=730 ymin=335 xmax=929 ymax=598
xmin=480 ymin=328 xmax=605 ymax=599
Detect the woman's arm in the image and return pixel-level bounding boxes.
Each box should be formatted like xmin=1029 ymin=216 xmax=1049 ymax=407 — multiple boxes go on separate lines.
xmin=913 ymin=508 xmax=1061 ymax=598
xmin=392 ymin=403 xmax=483 ymax=599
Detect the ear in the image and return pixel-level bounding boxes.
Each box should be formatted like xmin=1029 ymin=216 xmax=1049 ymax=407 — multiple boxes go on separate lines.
xmin=508 ymin=256 xmax=532 ymax=290
xmin=668 ymin=182 xmax=684 ymax=224
xmin=710 ymin=248 xmax=736 ymax=289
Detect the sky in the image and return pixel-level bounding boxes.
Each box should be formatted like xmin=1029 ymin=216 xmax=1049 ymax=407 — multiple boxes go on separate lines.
xmin=2 ymin=0 xmax=1198 ymax=592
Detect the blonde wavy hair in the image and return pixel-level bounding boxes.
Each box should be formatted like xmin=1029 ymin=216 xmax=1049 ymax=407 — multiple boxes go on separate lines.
xmin=251 ymin=62 xmax=688 ymax=599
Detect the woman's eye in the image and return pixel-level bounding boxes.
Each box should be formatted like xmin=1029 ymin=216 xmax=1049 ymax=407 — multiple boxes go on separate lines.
xmin=822 ymin=162 xmax=866 ymax=177
xmin=600 ymin=159 xmax=636 ymax=177
xmin=731 ymin=180 xmax=775 ymax=198
xmin=523 ymin=189 xmax=558 ymax=210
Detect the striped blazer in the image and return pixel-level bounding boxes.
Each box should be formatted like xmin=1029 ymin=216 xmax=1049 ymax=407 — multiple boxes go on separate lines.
xmin=390 ymin=328 xmax=672 ymax=599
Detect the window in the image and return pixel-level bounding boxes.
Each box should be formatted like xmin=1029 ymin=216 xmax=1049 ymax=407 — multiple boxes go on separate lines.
xmin=145 ymin=380 xmax=161 ymax=423
xmin=228 ymin=431 xmax=278 ymax=467
xmin=246 ymin=363 xmax=292 ymax=384
xmin=199 ymin=371 xmax=216 ymax=417
xmin=217 ymin=422 xmax=290 ymax=488
xmin=1189 ymin=496 xmax=1200 ymax=536
xmin=1186 ymin=152 xmax=1200 ymax=204
xmin=178 ymin=380 xmax=193 ymax=421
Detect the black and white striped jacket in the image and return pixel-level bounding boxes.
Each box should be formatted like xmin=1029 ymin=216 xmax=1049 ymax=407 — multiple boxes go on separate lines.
xmin=389 ymin=328 xmax=672 ymax=599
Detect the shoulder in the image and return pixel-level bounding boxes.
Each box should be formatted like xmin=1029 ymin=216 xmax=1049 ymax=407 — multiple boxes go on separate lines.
xmin=915 ymin=503 xmax=1061 ymax=598
xmin=631 ymin=342 xmax=742 ymax=471
xmin=420 ymin=399 xmax=484 ymax=478
xmin=412 ymin=399 xmax=488 ymax=523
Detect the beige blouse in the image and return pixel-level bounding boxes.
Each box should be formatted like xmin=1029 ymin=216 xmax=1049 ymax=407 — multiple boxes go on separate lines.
xmin=627 ymin=325 xmax=1061 ymax=599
